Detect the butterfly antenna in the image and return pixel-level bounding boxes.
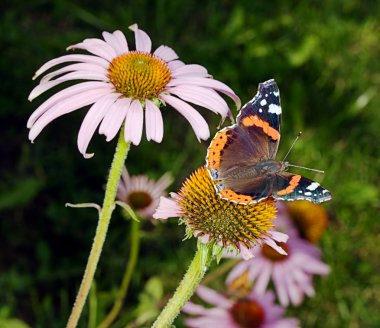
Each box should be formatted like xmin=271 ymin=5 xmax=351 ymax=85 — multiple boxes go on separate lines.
xmin=287 ymin=164 xmax=325 ymax=174
xmin=282 ymin=132 xmax=302 ymax=161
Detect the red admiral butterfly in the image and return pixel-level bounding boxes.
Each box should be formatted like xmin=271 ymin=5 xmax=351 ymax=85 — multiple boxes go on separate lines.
xmin=206 ymin=79 xmax=331 ymax=204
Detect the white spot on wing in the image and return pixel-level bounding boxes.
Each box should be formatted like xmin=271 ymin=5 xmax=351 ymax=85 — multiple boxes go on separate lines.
xmin=268 ymin=104 xmax=281 ymax=115
xmin=260 ymin=99 xmax=267 ymax=106
xmin=298 ymin=190 xmax=303 ymax=193
xmin=306 ymin=182 xmax=320 ymax=191
xmin=305 ymin=191 xmax=312 ymax=196
xmin=273 ymin=91 xmax=280 ymax=97
xmin=322 ymin=189 xmax=329 ymax=194
xmin=259 ymin=109 xmax=263 ymax=113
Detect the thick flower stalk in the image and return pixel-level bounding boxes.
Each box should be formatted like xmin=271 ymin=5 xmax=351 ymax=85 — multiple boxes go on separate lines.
xmin=28 ymin=24 xmax=240 ymax=158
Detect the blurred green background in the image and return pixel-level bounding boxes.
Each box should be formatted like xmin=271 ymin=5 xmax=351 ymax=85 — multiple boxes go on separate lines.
xmin=1 ymin=0 xmax=379 ymax=327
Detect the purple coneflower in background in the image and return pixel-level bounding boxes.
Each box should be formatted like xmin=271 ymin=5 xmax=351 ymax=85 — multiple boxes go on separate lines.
xmin=116 ymin=168 xmax=172 ymax=219
xmin=28 ymin=24 xmax=240 ymax=158
xmin=182 ymin=285 xmax=299 ymax=328
xmin=226 ymin=203 xmax=330 ymax=307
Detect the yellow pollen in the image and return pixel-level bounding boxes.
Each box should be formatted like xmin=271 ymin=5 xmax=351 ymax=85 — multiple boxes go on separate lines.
xmin=178 ymin=167 xmax=276 ymax=249
xmin=108 ymin=51 xmax=171 ymax=100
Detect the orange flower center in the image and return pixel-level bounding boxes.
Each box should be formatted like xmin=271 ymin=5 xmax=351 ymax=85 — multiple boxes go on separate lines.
xmin=178 ymin=167 xmax=276 ymax=249
xmin=127 ymin=191 xmax=153 ymax=210
xmin=108 ymin=51 xmax=171 ymax=100
xmin=230 ymin=299 xmax=265 ymax=328
xmin=261 ymin=241 xmax=289 ymax=261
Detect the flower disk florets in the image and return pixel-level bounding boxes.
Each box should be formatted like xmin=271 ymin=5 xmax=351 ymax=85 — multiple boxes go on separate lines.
xmin=178 ymin=167 xmax=276 ymax=248
xmin=108 ymin=51 xmax=171 ymax=100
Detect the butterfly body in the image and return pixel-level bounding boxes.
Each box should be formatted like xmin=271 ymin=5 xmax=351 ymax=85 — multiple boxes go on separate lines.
xmin=206 ymin=79 xmax=331 ymax=205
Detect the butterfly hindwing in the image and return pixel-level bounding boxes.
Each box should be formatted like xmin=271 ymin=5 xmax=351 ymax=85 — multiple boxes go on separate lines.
xmin=273 ymin=173 xmax=332 ymax=204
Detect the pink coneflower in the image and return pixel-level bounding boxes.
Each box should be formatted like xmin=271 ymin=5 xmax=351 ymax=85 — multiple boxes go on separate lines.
xmin=116 ymin=168 xmax=172 ymax=219
xmin=182 ymin=285 xmax=299 ymax=328
xmin=153 ymin=167 xmax=288 ymax=260
xmin=28 ymin=24 xmax=241 ymax=158
xmin=226 ymin=211 xmax=330 ymax=307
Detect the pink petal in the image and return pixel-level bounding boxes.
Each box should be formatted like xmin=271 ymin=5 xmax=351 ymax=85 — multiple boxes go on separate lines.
xmin=102 ymin=31 xmax=128 ymax=56
xmin=253 ymin=260 xmax=272 ymax=294
xmin=167 ymin=76 xmax=241 ymax=109
xmin=68 ymin=38 xmax=117 ymax=61
xmin=40 ymin=63 xmax=108 ymax=83
xmin=27 ymin=82 xmax=112 ymax=127
xmin=124 ymin=99 xmax=144 ymax=145
xmin=284 ymin=273 xmax=304 ymax=306
xmin=117 ymin=168 xmax=131 ymax=201
xmin=129 ymin=24 xmax=152 ymax=53
xmin=182 ymin=302 xmax=208 ymax=315
xmin=160 ymin=94 xmax=210 ymax=141
xmin=270 ymin=231 xmax=289 ymax=243
xmin=28 ymin=88 xmax=112 ymax=142
xmin=29 ymin=72 xmax=109 ymax=100
xmin=99 ymin=98 xmax=130 ymax=141
xmin=171 ymin=64 xmax=209 ymax=78
xmin=33 ymin=54 xmax=109 ymax=80
xmin=272 ymin=264 xmax=290 ymax=307
xmin=77 ymin=94 xmax=118 ymax=158
xmin=239 ymin=243 xmax=254 ymax=260
xmin=196 ymin=286 xmax=232 ymax=308
xmin=112 ymin=30 xmax=129 ymax=53
xmin=154 ymin=45 xmax=178 ymax=62
xmin=167 ymin=85 xmax=229 ymax=117
xmin=168 ymin=60 xmax=185 ymax=71
xmin=225 ymin=262 xmax=248 ymax=285
xmin=145 ymin=100 xmax=164 ymax=143
xmin=153 ymin=196 xmax=182 ymax=219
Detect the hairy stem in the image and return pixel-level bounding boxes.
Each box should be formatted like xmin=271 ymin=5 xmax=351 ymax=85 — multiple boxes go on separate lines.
xmin=99 ymin=217 xmax=141 ymax=328
xmin=66 ymin=129 xmax=130 ymax=328
xmin=152 ymin=243 xmax=213 ymax=328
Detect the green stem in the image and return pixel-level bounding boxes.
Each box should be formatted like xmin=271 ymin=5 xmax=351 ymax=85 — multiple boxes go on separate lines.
xmin=98 ymin=218 xmax=141 ymax=328
xmin=66 ymin=129 xmax=130 ymax=328
xmin=152 ymin=243 xmax=213 ymax=328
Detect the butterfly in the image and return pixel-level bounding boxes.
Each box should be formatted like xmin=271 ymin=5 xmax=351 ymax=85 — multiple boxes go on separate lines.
xmin=206 ymin=79 xmax=332 ymax=204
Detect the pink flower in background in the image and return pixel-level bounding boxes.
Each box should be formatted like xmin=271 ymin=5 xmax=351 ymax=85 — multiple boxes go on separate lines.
xmin=117 ymin=168 xmax=172 ymax=219
xmin=226 ymin=208 xmax=330 ymax=307
xmin=182 ymin=285 xmax=299 ymax=328
xmin=28 ymin=24 xmax=240 ymax=158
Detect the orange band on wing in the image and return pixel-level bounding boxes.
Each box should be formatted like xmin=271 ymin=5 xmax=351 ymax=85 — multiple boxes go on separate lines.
xmin=220 ymin=188 xmax=253 ymax=204
xmin=207 ymin=129 xmax=229 ymax=170
xmin=276 ymin=175 xmax=301 ymax=195
xmin=241 ymin=115 xmax=280 ymax=140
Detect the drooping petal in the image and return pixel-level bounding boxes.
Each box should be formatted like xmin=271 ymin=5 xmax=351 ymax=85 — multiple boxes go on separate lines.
xmin=196 ymin=286 xmax=232 ymax=308
xmin=153 ymin=196 xmax=183 ymax=219
xmin=27 ymin=82 xmax=112 ymax=127
xmin=29 ymin=88 xmax=112 ymax=142
xmin=68 ymin=38 xmax=117 ymax=61
xmin=124 ymin=99 xmax=144 ymax=145
xmin=129 ymin=24 xmax=152 ymax=53
xmin=40 ymin=63 xmax=108 ymax=83
xmin=33 ymin=54 xmax=109 ymax=80
xmin=253 ymin=260 xmax=272 ymax=294
xmin=167 ymin=76 xmax=241 ymax=109
xmin=160 ymin=94 xmax=210 ymax=141
xmin=171 ymin=64 xmax=209 ymax=78
xmin=77 ymin=94 xmax=119 ymax=158
xmin=145 ymin=100 xmax=163 ymax=142
xmin=154 ymin=45 xmax=178 ymax=62
xmin=29 ymin=72 xmax=109 ymax=101
xmin=99 ymin=98 xmax=130 ymax=141
xmin=167 ymin=85 xmax=230 ymax=118
xmin=167 ymin=60 xmax=185 ymax=71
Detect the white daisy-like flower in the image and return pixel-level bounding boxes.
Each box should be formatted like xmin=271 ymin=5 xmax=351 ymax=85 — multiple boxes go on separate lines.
xmin=28 ymin=24 xmax=241 ymax=158
xmin=117 ymin=168 xmax=172 ymax=219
